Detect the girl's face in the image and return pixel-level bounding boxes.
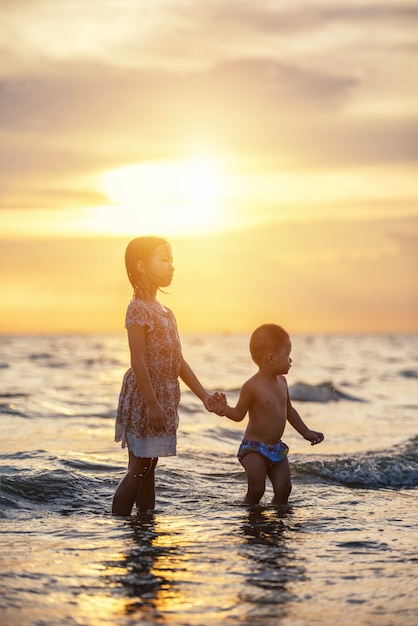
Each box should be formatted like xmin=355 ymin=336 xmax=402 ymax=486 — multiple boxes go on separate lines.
xmin=146 ymin=243 xmax=174 ymax=289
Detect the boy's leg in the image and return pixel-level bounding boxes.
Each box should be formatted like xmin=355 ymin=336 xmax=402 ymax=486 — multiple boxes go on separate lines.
xmin=241 ymin=453 xmax=268 ymax=505
xmin=135 ymin=457 xmax=158 ymax=511
xmin=268 ymin=457 xmax=292 ymax=505
xmin=112 ymin=452 xmax=154 ymax=516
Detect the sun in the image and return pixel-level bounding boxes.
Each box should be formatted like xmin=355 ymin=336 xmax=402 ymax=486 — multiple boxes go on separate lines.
xmin=91 ymin=154 xmax=227 ymax=236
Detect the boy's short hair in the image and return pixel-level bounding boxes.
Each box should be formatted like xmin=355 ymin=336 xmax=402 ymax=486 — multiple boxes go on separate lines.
xmin=249 ymin=324 xmax=290 ymax=365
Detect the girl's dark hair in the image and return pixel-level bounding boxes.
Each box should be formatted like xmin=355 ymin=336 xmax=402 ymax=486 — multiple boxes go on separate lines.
xmin=125 ymin=236 xmax=168 ymax=299
xmin=249 ymin=323 xmax=290 ymax=365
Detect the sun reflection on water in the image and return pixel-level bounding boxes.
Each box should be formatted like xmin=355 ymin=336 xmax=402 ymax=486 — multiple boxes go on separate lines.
xmin=100 ymin=506 xmax=298 ymax=624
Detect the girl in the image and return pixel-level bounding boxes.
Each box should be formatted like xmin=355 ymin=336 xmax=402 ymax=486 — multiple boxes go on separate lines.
xmin=112 ymin=236 xmax=220 ymax=516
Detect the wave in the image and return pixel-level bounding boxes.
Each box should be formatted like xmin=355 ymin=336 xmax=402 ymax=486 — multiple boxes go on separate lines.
xmin=289 ymin=381 xmax=364 ymax=403
xmin=29 ymin=352 xmax=53 ymax=360
xmin=0 ymin=402 xmax=28 ymax=417
xmin=0 ymin=467 xmax=114 ymax=517
xmin=0 ymin=401 xmax=115 ymax=420
xmin=0 ymin=449 xmax=117 ymax=515
xmin=295 ymin=436 xmax=418 ymax=489
xmin=400 ymin=368 xmax=418 ymax=379
xmin=0 ymin=392 xmax=29 ymax=398
xmin=61 ymin=458 xmax=121 ymax=471
xmin=206 ymin=381 xmax=364 ymax=403
xmin=2 ymin=438 xmax=416 ymax=518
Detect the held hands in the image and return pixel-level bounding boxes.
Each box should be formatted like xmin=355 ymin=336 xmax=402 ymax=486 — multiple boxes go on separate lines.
xmin=148 ymin=392 xmax=229 ymax=431
xmin=304 ymin=430 xmax=325 ymax=446
xmin=204 ymin=392 xmax=227 ymax=415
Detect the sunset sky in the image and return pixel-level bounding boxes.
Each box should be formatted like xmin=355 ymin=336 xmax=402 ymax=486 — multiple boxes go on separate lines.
xmin=1 ymin=0 xmax=417 ymax=334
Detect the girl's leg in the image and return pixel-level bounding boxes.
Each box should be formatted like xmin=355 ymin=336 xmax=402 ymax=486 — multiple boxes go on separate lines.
xmin=241 ymin=453 xmax=268 ymax=505
xmin=112 ymin=452 xmax=154 ymax=516
xmin=135 ymin=457 xmax=158 ymax=511
xmin=268 ymin=457 xmax=292 ymax=505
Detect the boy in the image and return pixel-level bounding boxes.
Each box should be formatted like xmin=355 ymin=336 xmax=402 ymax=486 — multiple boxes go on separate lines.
xmin=215 ymin=324 xmax=324 ymax=505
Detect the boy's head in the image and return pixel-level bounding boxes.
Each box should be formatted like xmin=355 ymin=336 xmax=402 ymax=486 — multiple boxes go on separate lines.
xmin=249 ymin=324 xmax=290 ymax=366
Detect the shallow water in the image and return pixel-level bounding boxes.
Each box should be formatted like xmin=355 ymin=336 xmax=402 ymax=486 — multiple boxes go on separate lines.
xmin=1 ymin=333 xmax=417 ymax=625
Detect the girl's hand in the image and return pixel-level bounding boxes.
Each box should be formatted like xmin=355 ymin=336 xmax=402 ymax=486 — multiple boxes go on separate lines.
xmin=146 ymin=403 xmax=166 ymax=434
xmin=205 ymin=392 xmax=227 ymax=415
xmin=203 ymin=392 xmax=225 ymax=414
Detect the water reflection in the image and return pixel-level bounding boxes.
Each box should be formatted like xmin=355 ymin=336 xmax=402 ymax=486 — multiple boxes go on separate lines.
xmin=105 ymin=513 xmax=174 ymax=621
xmin=106 ymin=512 xmax=199 ymax=622
xmin=236 ymin=506 xmax=305 ymax=625
xmin=106 ymin=507 xmax=306 ymax=625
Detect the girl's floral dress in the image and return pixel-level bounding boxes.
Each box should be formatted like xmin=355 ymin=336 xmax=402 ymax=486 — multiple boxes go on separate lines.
xmin=115 ymin=298 xmax=182 ymax=457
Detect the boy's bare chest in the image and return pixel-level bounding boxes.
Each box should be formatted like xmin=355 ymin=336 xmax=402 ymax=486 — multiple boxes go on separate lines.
xmin=255 ymin=378 xmax=287 ymax=411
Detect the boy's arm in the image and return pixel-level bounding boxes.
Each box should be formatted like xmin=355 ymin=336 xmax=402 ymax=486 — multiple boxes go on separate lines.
xmin=287 ymin=392 xmax=324 ymax=445
xmin=221 ymin=381 xmax=252 ymax=422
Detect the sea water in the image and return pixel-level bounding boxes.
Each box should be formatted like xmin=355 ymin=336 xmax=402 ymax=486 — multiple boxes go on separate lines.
xmin=0 ymin=333 xmax=417 ymax=626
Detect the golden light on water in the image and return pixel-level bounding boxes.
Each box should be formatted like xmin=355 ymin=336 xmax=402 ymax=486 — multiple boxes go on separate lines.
xmin=76 ymin=593 xmax=128 ymax=626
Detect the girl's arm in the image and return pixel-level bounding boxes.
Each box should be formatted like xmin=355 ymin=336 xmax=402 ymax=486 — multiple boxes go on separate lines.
xmin=286 ymin=392 xmax=324 ymax=445
xmin=127 ymin=324 xmax=165 ymax=431
xmin=179 ymin=356 xmax=213 ymax=410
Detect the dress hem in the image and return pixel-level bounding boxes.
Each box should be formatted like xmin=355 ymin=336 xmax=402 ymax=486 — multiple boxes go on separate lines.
xmin=115 ymin=424 xmax=177 ymax=457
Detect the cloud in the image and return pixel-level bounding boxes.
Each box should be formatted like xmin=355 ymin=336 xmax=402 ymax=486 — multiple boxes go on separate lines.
xmin=2 ymin=1 xmax=417 ymax=77
xmin=0 ymin=0 xmax=416 ymax=222
xmin=0 ymin=55 xmax=414 ymax=179
xmin=196 ymin=2 xmax=418 ymax=36
xmin=0 ymin=57 xmax=354 ymax=130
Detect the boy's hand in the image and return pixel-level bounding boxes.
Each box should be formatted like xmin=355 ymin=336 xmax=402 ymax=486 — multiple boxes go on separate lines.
xmin=305 ymin=430 xmax=324 ymax=445
xmin=206 ymin=392 xmax=227 ymax=415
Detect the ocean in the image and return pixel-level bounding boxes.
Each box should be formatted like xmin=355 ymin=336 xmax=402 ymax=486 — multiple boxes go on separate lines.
xmin=1 ymin=332 xmax=417 ymax=626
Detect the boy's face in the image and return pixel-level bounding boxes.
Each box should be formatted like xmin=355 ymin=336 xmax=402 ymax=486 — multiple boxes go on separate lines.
xmin=271 ymin=338 xmax=292 ymax=374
